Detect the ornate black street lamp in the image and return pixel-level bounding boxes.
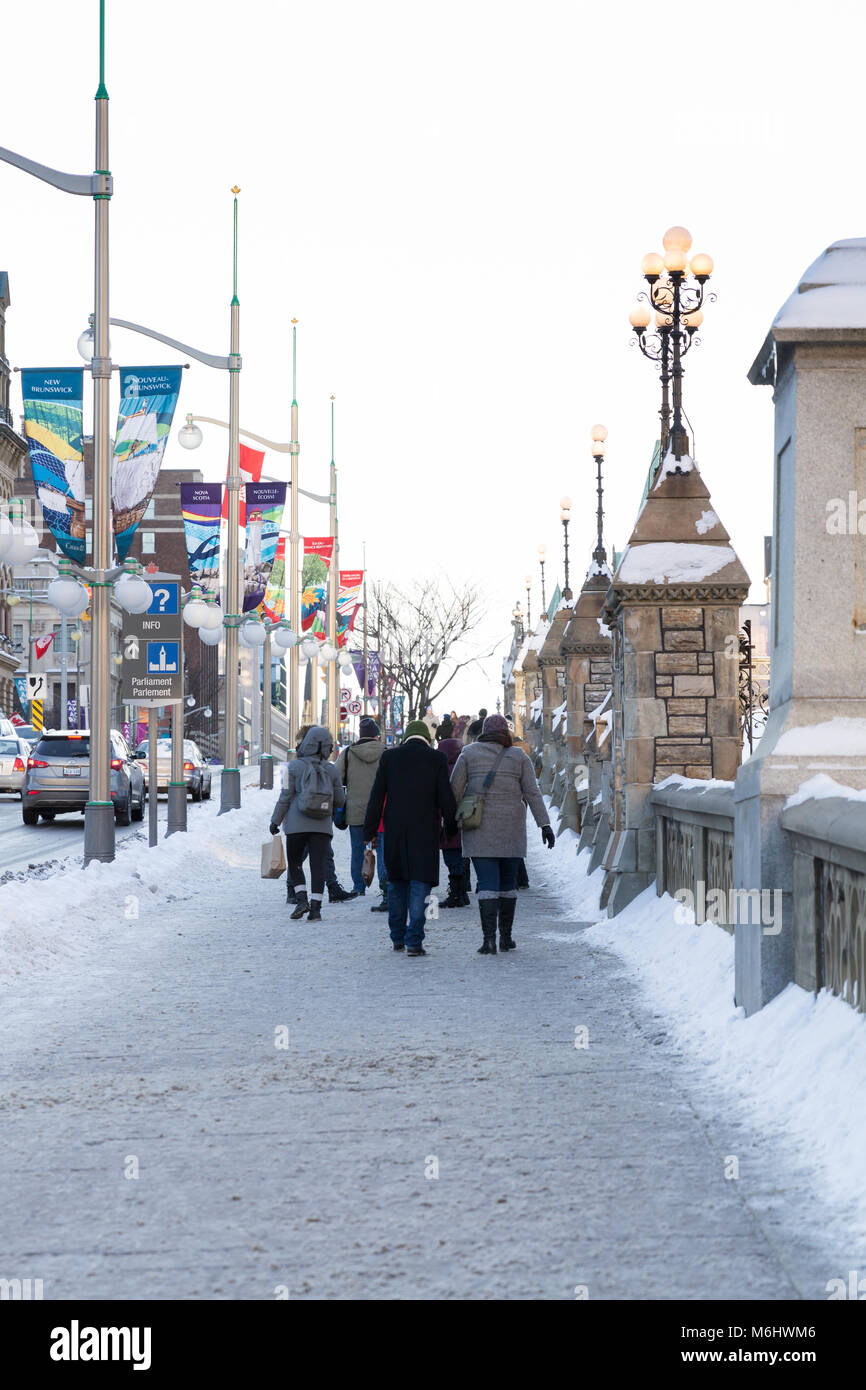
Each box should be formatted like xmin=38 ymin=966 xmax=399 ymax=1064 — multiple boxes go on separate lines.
xmin=590 ymin=425 xmax=608 ymax=567
xmin=629 ymin=226 xmax=714 ymax=460
xmin=560 ymin=497 xmax=573 ymax=601
xmin=537 ymin=544 xmax=547 ymax=616
xmin=524 ymin=573 xmax=532 ymax=631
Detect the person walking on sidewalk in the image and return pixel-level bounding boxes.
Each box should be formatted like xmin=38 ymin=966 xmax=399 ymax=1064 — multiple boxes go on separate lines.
xmin=269 ymin=724 xmax=346 ymax=921
xmin=284 ymin=724 xmax=356 ymax=906
xmin=436 ymin=718 xmax=470 ymax=908
xmin=363 ymin=719 xmax=458 ymax=956
xmin=336 ymin=716 xmax=387 ymax=900
xmin=450 ymin=712 xmax=554 ymax=955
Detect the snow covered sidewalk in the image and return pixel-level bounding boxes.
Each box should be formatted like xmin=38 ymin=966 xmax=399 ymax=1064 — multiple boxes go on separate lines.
xmin=0 ymin=790 xmax=852 ymax=1299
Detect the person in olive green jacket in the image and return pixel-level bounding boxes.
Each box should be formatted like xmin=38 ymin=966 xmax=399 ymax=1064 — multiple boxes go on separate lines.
xmin=336 ymin=716 xmax=387 ymax=898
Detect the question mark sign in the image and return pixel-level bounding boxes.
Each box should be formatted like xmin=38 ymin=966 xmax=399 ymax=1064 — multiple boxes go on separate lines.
xmin=154 ymin=588 xmax=170 ymax=612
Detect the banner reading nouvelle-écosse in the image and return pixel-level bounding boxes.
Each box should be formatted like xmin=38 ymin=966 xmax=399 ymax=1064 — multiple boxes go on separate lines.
xmin=180 ymin=482 xmax=222 ymax=601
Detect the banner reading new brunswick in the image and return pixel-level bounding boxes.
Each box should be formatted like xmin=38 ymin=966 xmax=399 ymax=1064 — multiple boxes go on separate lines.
xmin=301 ymin=537 xmax=334 ymax=640
xmin=180 ymin=482 xmax=222 ymax=600
xmin=337 ymin=569 xmax=363 ymax=646
xmin=21 ymin=369 xmax=85 ymax=563
xmin=112 ymin=367 xmax=183 ymax=560
xmin=260 ymin=536 xmax=286 ymax=625
xmin=243 ymin=481 xmax=286 ymax=612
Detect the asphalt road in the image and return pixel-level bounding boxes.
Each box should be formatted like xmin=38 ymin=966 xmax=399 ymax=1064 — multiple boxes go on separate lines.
xmin=0 ymin=792 xmax=152 ymax=875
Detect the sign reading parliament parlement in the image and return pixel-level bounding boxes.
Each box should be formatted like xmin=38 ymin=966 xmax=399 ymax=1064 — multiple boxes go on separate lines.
xmin=121 ymin=573 xmax=184 ymax=707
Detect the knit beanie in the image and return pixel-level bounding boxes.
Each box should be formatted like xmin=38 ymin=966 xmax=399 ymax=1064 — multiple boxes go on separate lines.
xmin=403 ymin=720 xmax=432 ymax=743
xmin=358 ymin=717 xmax=380 ymax=739
xmin=437 ymin=718 xmax=455 ymax=740
xmin=481 ymin=713 xmax=509 ymax=738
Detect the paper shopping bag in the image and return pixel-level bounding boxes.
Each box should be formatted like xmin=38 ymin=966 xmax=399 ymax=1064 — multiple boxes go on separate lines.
xmin=261 ymin=834 xmax=287 ymax=879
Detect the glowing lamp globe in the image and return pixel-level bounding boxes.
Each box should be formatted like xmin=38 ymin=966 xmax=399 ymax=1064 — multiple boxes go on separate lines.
xmin=629 ymin=306 xmax=651 ymax=329
xmin=641 ymin=252 xmax=664 ymax=278
xmin=662 ymin=225 xmax=692 ymax=253
xmin=690 ymin=252 xmax=714 ymax=279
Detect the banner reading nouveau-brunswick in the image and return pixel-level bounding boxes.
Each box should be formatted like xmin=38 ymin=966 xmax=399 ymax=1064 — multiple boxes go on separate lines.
xmin=112 ymin=367 xmax=183 ymax=560
xmin=21 ymin=368 xmax=85 ymax=563
xmin=243 ymin=481 xmax=286 ymax=612
xmin=180 ymin=482 xmax=222 ymax=601
xmin=301 ymin=537 xmax=334 ymax=640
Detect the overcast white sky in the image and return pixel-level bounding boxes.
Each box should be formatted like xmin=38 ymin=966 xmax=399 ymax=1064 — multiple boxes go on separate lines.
xmin=0 ymin=0 xmax=860 ymax=714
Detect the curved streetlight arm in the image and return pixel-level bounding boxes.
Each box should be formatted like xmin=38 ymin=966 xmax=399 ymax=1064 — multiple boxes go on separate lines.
xmin=109 ymin=318 xmax=237 ymax=372
xmin=187 ymin=414 xmax=330 ymax=504
xmin=0 ymin=145 xmax=111 ymax=198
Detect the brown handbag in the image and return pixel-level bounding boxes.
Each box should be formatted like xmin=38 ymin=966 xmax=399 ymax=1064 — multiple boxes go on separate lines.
xmin=362 ymin=844 xmax=376 ymax=886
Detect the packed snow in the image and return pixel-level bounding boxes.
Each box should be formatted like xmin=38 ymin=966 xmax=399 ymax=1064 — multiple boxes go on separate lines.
xmin=774 ymin=716 xmax=866 ymax=757
xmin=652 ymin=449 xmax=695 ymax=487
xmin=617 ymin=542 xmax=737 ymax=585
xmin=785 ymin=772 xmax=866 ymax=809
xmin=695 ymin=509 xmax=720 ymax=535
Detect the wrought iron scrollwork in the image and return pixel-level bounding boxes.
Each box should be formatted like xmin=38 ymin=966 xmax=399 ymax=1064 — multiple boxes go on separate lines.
xmin=738 ymin=619 xmax=769 ymax=755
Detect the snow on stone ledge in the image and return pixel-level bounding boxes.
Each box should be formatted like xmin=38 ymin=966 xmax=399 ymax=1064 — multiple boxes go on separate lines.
xmin=654 ymin=773 xmax=735 ymax=793
xmin=695 ymin=509 xmax=720 ymax=535
xmin=653 ymin=449 xmax=695 ymax=487
xmin=774 ymin=717 xmax=866 ymax=757
xmin=617 ymin=542 xmax=736 ymax=585
xmin=785 ymin=772 xmax=866 ymax=809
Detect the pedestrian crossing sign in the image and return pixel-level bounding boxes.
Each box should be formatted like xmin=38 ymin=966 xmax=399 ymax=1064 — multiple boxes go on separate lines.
xmin=146 ymin=641 xmax=179 ymax=675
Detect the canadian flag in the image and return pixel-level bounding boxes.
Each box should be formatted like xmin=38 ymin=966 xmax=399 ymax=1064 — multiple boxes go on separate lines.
xmin=34 ymin=632 xmax=56 ymax=660
xmin=221 ymin=443 xmax=265 ymax=527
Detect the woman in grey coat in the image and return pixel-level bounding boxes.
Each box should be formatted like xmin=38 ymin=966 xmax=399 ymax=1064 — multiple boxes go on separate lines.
xmin=269 ymin=725 xmax=346 ymax=921
xmin=450 ymin=712 xmax=554 ymax=955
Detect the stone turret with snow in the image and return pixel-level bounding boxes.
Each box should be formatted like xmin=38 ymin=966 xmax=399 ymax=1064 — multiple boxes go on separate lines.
xmin=598 ymin=445 xmax=750 ymax=914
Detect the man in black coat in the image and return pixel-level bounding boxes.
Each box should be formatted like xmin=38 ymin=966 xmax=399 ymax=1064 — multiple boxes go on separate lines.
xmin=363 ymin=719 xmax=458 ymax=956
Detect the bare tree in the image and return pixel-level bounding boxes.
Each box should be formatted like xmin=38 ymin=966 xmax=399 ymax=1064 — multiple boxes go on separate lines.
xmin=367 ymin=578 xmax=495 ymax=721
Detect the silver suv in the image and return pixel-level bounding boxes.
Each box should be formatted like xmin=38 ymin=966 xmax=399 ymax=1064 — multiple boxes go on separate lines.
xmin=22 ymin=729 xmax=146 ymax=827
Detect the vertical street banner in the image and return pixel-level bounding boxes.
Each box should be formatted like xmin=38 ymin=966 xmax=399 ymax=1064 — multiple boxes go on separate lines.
xmin=221 ymin=443 xmax=265 ymax=527
xmin=349 ymin=648 xmax=379 ymax=696
xmin=336 ymin=569 xmax=363 ymax=646
xmin=180 ymin=482 xmax=222 ymax=601
xmin=112 ymin=367 xmax=183 ymax=560
xmin=260 ymin=536 xmax=286 ymax=625
xmin=20 ymin=368 xmax=85 ymax=563
xmin=242 ymin=481 xmax=286 ymax=612
xmin=301 ymin=537 xmax=334 ymax=640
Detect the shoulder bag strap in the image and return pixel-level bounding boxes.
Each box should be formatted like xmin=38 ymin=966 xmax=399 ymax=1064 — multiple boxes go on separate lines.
xmin=481 ymin=744 xmax=510 ymax=794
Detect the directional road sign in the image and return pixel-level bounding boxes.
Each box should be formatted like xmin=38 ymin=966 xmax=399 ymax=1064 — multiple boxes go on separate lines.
xmin=26 ymin=672 xmax=48 ymax=701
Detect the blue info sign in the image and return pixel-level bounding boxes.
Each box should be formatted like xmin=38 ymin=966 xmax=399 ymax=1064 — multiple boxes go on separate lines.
xmin=147 ymin=580 xmax=179 ymax=615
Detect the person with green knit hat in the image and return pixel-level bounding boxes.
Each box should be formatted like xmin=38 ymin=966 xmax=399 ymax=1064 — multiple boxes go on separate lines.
xmin=402 ymin=719 xmax=432 ymax=743
xmin=363 ymin=717 xmax=458 ymax=955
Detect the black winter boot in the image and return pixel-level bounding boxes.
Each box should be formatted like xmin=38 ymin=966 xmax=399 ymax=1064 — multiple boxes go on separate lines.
xmin=290 ymin=892 xmax=310 ymax=920
xmin=462 ymin=862 xmax=472 ymax=901
xmin=440 ymin=874 xmax=463 ymax=909
xmin=307 ymin=899 xmax=322 ymax=922
xmin=498 ymin=896 xmax=517 ymax=950
xmin=477 ymin=899 xmax=498 ymax=954
xmin=328 ymin=880 xmax=358 ymax=903
xmin=286 ymin=880 xmax=298 ymax=904
xmin=370 ymin=887 xmax=389 ymax=913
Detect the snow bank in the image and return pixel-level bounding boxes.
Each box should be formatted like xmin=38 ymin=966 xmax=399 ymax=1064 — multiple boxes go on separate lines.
xmin=0 ymin=788 xmax=273 ymax=983
xmin=775 ymin=716 xmax=866 ymax=757
xmin=617 ymin=542 xmax=737 ymax=585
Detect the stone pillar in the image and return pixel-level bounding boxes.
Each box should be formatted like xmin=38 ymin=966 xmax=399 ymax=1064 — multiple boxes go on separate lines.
xmin=600 ymin=454 xmax=749 ymax=916
xmin=562 ymin=563 xmax=613 ymax=843
xmin=737 ymin=239 xmax=866 ymax=1013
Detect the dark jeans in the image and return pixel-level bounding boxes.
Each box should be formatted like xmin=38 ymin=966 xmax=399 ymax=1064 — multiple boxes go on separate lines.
xmin=442 ymin=846 xmax=467 ymax=876
xmin=472 ymin=855 xmax=520 ymax=900
xmin=349 ymin=825 xmax=386 ymax=894
xmin=286 ymin=831 xmax=331 ymax=899
xmin=387 ymin=879 xmax=432 ymax=949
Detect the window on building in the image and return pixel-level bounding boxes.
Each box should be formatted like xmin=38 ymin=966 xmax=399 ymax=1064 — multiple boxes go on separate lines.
xmin=85 ymin=498 xmax=93 ymax=520
xmin=143 ymin=499 xmax=156 ymax=520
xmin=141 ymin=531 xmax=156 ymax=554
xmin=12 ymin=623 xmax=23 ymax=649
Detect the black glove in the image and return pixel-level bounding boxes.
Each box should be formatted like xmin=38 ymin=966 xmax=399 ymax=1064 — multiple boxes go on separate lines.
xmin=269 ymin=824 xmax=279 ymax=837
xmin=542 ymin=825 xmax=555 ymax=849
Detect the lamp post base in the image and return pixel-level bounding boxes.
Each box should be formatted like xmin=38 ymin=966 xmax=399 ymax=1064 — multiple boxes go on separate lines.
xmin=219 ymin=768 xmax=241 ymax=814
xmin=259 ymin=753 xmax=274 ymax=790
xmin=166 ymin=783 xmax=188 ymax=836
xmin=83 ymin=801 xmax=116 ymax=865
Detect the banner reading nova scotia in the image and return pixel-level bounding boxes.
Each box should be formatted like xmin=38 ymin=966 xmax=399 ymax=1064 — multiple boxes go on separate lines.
xmin=301 ymin=537 xmax=334 ymax=640
xmin=21 ymin=369 xmax=85 ymax=563
xmin=112 ymin=367 xmax=183 ymax=560
xmin=243 ymin=480 xmax=286 ymax=612
xmin=180 ymin=482 xmax=222 ymax=600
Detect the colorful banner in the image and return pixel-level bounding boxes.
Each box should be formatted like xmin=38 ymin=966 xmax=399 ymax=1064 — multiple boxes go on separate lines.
xmin=21 ymin=368 xmax=85 ymax=563
xmin=222 ymin=444 xmax=265 ymax=527
xmin=261 ymin=536 xmax=286 ymax=625
xmin=180 ymin=482 xmax=222 ymax=601
xmin=34 ymin=632 xmax=56 ymax=660
xmin=13 ymin=676 xmax=28 ymax=716
xmin=243 ymin=480 xmax=286 ymax=612
xmin=337 ymin=569 xmax=363 ymax=647
xmin=112 ymin=367 xmax=183 ymax=560
xmin=301 ymin=537 xmax=334 ymax=640
xmin=349 ymin=648 xmax=380 ymax=697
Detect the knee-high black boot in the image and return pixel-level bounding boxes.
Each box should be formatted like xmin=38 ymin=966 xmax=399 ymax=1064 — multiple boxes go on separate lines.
xmin=477 ymin=899 xmax=498 ymax=954
xmin=498 ymin=896 xmax=517 ymax=951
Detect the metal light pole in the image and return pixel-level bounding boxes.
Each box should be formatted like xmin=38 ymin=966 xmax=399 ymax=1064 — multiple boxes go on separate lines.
xmin=537 ymin=545 xmax=547 ymax=617
xmin=590 ymin=426 xmax=609 ymax=568
xmin=524 ymin=574 xmax=531 ymax=632
xmin=559 ymin=497 xmax=572 ymax=602
xmin=630 ymin=226 xmax=714 ymax=462
xmin=326 ymin=397 xmax=339 ymax=740
xmin=362 ymin=543 xmax=369 ymax=717
xmin=289 ymin=322 xmax=300 ymax=748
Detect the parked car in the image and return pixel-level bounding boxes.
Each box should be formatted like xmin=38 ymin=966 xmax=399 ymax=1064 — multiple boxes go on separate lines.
xmin=13 ymin=723 xmax=39 ymax=746
xmin=22 ymin=728 xmax=146 ymax=826
xmin=0 ymin=735 xmax=30 ymax=796
xmin=134 ymin=737 xmax=212 ymax=801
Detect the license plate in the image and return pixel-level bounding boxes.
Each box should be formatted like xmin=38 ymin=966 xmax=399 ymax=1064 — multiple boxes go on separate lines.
xmin=63 ymin=766 xmax=82 ymax=777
